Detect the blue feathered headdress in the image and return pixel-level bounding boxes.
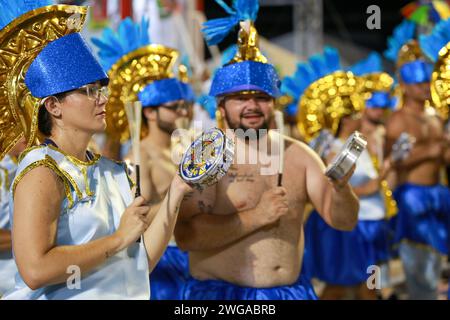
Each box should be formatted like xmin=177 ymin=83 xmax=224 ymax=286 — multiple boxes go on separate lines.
xmin=91 ymin=17 xmax=150 ymax=71
xmin=419 ymin=18 xmax=450 ymax=62
xmin=197 ymin=95 xmax=217 ymax=119
xmin=280 ymin=46 xmax=341 ymax=116
xmin=0 ymin=0 xmax=53 ymax=30
xmin=348 ymin=52 xmax=382 ymax=76
xmin=202 ymin=0 xmax=259 ymax=46
xmin=384 ymin=20 xmax=416 ymax=62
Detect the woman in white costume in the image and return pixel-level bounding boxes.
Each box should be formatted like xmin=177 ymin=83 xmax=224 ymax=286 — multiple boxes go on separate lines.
xmin=0 ymin=2 xmax=191 ymax=300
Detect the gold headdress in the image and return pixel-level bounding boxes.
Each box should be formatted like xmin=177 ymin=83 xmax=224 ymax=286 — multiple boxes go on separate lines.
xmin=0 ymin=4 xmax=87 ymax=160
xmin=429 ymin=43 xmax=450 ymax=120
xmin=297 ymin=71 xmax=365 ymax=142
xmin=106 ymin=45 xmax=178 ymax=142
xmin=397 ymin=40 xmax=426 ymax=68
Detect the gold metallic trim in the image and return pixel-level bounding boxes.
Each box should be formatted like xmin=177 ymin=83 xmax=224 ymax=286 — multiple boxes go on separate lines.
xmin=17 ymin=145 xmax=45 ymax=163
xmin=11 ymin=157 xmax=75 ymax=208
xmin=0 ymin=166 xmax=8 ymax=190
xmin=46 ymin=144 xmax=100 ymax=167
xmin=370 ymin=155 xmax=398 ymax=219
xmin=80 ymin=166 xmax=94 ymax=197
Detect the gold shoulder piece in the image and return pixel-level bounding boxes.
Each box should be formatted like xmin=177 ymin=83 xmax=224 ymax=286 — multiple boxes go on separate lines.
xmin=0 ymin=5 xmax=88 ymax=160
xmin=12 ymin=155 xmax=75 ymax=208
xmin=431 ymin=42 xmax=450 ymax=121
xmin=106 ymin=45 xmax=179 ymax=142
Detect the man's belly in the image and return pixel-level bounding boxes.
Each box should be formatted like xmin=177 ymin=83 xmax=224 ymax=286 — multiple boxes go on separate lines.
xmin=400 ymin=161 xmax=441 ymax=186
xmin=189 ymin=227 xmax=304 ymax=288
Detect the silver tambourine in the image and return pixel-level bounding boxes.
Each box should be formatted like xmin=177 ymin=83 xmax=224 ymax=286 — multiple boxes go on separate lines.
xmin=179 ymin=127 xmax=234 ymax=189
xmin=325 ymin=131 xmax=367 ymax=180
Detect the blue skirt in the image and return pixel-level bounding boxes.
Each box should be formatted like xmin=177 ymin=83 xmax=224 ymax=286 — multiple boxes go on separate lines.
xmin=182 ymin=275 xmax=318 ymax=300
xmin=150 ymin=246 xmax=189 ymax=300
xmin=303 ymin=211 xmax=391 ymax=286
xmin=391 ymin=183 xmax=450 ymax=255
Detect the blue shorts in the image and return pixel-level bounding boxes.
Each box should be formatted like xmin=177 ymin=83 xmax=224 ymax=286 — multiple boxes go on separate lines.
xmin=391 ymin=183 xmax=450 ymax=255
xmin=303 ymin=211 xmax=391 ymax=285
xmin=182 ymin=274 xmax=318 ymax=300
xmin=150 ymin=246 xmax=189 ymax=300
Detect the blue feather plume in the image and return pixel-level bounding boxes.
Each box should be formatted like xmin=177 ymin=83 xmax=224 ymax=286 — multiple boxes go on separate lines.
xmin=419 ymin=18 xmax=450 ymax=62
xmin=197 ymin=94 xmax=217 ymax=119
xmin=384 ymin=20 xmax=416 ymax=62
xmin=91 ymin=17 xmax=151 ymax=71
xmin=202 ymin=0 xmax=259 ymax=46
xmin=0 ymin=0 xmax=53 ymax=30
xmin=280 ymin=46 xmax=342 ymax=116
xmin=348 ymin=52 xmax=382 ymax=76
xmin=221 ymin=44 xmax=237 ymax=65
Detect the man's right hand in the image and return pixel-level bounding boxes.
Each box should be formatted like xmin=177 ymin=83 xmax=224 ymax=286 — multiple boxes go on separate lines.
xmin=255 ymin=187 xmax=289 ymax=227
xmin=114 ymin=196 xmax=151 ymax=250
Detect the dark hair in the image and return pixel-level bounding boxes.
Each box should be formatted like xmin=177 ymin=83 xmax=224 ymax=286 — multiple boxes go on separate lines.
xmin=38 ymin=92 xmax=68 ymax=136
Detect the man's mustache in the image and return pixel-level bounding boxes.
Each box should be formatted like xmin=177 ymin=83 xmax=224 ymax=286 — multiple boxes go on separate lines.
xmin=240 ymin=111 xmax=264 ymax=118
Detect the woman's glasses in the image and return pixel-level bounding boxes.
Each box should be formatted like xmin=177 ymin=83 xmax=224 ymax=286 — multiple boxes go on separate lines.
xmin=75 ymin=84 xmax=109 ymax=102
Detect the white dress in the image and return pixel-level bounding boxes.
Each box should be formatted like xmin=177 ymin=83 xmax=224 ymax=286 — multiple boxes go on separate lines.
xmin=331 ymin=139 xmax=386 ymax=220
xmin=2 ymin=145 xmax=150 ymax=300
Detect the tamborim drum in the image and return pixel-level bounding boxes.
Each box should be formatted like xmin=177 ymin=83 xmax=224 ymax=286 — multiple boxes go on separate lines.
xmin=179 ymin=128 xmax=234 ymax=189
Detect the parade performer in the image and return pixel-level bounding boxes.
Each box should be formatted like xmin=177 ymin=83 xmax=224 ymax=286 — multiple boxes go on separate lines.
xmin=174 ymin=0 xmax=359 ymax=300
xmin=92 ymin=17 xmax=195 ymax=300
xmin=382 ymin=19 xmax=450 ymax=300
xmin=296 ymin=48 xmax=393 ymax=300
xmin=0 ymin=1 xmax=191 ymax=300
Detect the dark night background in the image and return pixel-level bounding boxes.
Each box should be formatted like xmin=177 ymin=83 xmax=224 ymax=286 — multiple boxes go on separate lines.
xmin=203 ymin=0 xmax=411 ymax=54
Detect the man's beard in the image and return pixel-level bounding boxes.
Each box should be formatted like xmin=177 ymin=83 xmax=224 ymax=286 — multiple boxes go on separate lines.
xmin=367 ymin=116 xmax=384 ymax=126
xmin=224 ymin=111 xmax=269 ymax=140
xmin=156 ymin=110 xmax=176 ymax=134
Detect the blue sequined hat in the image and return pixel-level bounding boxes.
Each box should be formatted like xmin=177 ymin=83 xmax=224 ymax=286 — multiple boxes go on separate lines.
xmin=203 ymin=0 xmax=281 ymax=98
xmin=365 ymin=92 xmax=396 ymax=109
xmin=180 ymin=82 xmax=196 ymax=102
xmin=384 ymin=20 xmax=432 ymax=84
xmin=138 ymin=78 xmax=185 ymax=107
xmin=25 ymin=33 xmax=109 ymax=98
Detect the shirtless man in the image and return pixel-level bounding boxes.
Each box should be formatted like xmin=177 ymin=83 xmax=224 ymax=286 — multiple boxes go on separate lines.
xmin=385 ymin=77 xmax=450 ymax=299
xmin=175 ymin=89 xmax=359 ymax=299
xmin=128 ymin=78 xmax=192 ymax=300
